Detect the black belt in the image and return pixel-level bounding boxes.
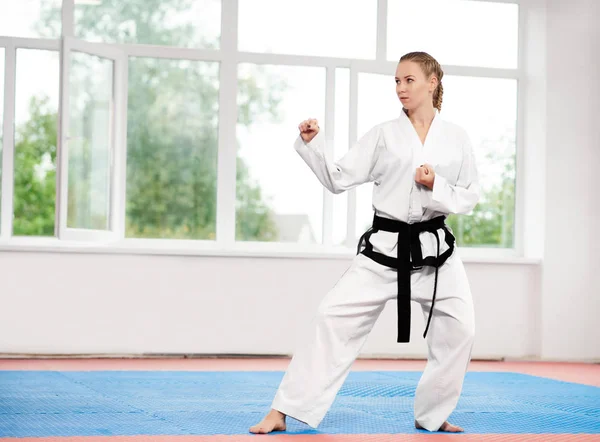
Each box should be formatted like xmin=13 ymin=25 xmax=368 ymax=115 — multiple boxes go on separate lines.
xmin=357 ymin=215 xmax=455 ymax=342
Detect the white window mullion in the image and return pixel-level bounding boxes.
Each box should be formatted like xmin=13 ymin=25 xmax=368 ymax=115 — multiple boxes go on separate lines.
xmin=376 ymin=0 xmax=388 ymax=61
xmin=216 ymin=0 xmax=238 ymax=246
xmin=0 ymin=37 xmax=59 ymax=50
xmin=112 ymin=51 xmax=128 ymax=238
xmin=1 ymin=45 xmax=16 ymax=239
xmin=55 ymin=38 xmax=70 ymax=237
xmin=237 ymin=52 xmax=351 ymax=68
xmin=116 ymin=44 xmax=222 ymax=62
xmin=345 ymin=66 xmax=358 ymax=249
xmin=513 ymin=1 xmax=527 ymax=255
xmin=61 ymin=0 xmax=75 ymax=38
xmin=322 ymin=65 xmax=335 ymax=246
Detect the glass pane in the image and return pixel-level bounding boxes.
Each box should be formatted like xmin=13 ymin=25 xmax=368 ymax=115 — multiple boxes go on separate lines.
xmin=387 ymin=0 xmax=519 ymax=69
xmin=126 ymin=58 xmax=219 ymax=239
xmin=75 ymin=0 xmax=221 ymax=49
xmin=442 ymin=76 xmax=517 ymax=248
xmin=333 ymin=68 xmax=349 ymax=246
xmin=13 ymin=49 xmax=59 ymax=237
xmin=236 ymin=64 xmax=325 ymax=243
xmin=0 ymin=0 xmax=61 ymax=39
xmin=239 ymin=0 xmax=377 ymax=59
xmin=355 ymin=71 xmax=517 ymax=248
xmin=356 ymin=72 xmax=401 ymax=240
xmin=66 ymin=52 xmax=113 ymax=230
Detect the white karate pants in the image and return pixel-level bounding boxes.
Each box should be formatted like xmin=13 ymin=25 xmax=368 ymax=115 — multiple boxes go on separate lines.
xmin=271 ymin=250 xmax=475 ymax=432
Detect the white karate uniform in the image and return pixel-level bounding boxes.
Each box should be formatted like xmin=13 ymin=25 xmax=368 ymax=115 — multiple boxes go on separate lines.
xmin=271 ymin=109 xmax=480 ymax=432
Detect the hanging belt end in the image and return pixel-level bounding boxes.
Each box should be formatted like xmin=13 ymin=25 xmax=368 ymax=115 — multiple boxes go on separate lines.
xmin=396 ymin=327 xmax=411 ymax=343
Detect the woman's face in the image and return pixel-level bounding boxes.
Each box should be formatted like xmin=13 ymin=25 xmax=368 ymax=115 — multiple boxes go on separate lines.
xmin=395 ymin=60 xmax=437 ymax=110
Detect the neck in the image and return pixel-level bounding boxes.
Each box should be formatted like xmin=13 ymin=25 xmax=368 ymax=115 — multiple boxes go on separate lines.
xmin=404 ymin=105 xmax=436 ymax=126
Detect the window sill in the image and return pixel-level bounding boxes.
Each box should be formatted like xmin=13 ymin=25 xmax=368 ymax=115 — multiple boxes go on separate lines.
xmin=0 ymin=236 xmax=542 ymax=264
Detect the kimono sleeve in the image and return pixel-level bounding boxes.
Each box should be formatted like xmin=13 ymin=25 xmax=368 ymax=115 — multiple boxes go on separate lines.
xmin=294 ymin=126 xmax=383 ymax=194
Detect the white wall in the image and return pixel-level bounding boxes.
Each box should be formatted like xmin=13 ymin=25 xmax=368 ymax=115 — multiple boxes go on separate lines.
xmin=1 ymin=0 xmax=599 ymax=362
xmin=0 ymin=251 xmax=539 ymax=359
xmin=541 ymin=0 xmax=600 ymax=361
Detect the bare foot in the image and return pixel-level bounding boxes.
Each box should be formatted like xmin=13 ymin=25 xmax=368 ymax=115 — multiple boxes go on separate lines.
xmin=415 ymin=420 xmax=464 ymax=433
xmin=249 ymin=409 xmax=287 ymax=434
xmin=439 ymin=421 xmax=464 ymax=432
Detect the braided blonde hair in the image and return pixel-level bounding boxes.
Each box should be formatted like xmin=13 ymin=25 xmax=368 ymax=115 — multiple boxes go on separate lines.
xmin=399 ymin=52 xmax=444 ymax=111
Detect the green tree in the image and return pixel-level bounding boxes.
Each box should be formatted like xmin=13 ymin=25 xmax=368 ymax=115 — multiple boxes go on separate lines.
xmin=12 ymin=97 xmax=57 ymax=236
xmin=447 ymin=129 xmax=516 ymax=248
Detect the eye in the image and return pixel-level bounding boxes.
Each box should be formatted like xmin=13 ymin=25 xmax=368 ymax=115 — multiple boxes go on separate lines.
xmin=395 ymin=79 xmax=400 ymax=84
xmin=407 ymin=78 xmax=414 ymax=83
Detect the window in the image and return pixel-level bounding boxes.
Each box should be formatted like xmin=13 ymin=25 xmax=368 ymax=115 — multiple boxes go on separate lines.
xmin=125 ymin=58 xmax=220 ymax=240
xmin=387 ymin=0 xmax=519 ymax=69
xmin=236 ymin=64 xmax=325 ymax=243
xmin=13 ymin=49 xmax=59 ymax=237
xmin=66 ymin=52 xmax=114 ymax=230
xmin=238 ymin=0 xmax=377 ymax=59
xmin=354 ymin=72 xmax=517 ymax=248
xmin=74 ymin=0 xmax=221 ymax=49
xmin=0 ymin=0 xmax=524 ymax=255
xmin=442 ymin=76 xmax=517 ymax=248
xmin=55 ymin=37 xmax=126 ymax=241
xmin=0 ymin=0 xmax=62 ymax=39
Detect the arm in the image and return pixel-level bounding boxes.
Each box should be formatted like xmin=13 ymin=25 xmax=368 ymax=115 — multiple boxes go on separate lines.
xmin=294 ymin=126 xmax=383 ymax=194
xmin=423 ymin=133 xmax=480 ymax=214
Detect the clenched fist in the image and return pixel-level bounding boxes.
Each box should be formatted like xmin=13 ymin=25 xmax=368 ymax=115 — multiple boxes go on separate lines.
xmin=415 ymin=164 xmax=435 ymax=190
xmin=298 ymin=118 xmax=320 ymax=143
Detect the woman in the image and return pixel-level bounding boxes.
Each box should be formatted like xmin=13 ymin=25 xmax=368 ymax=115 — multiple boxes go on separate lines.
xmin=250 ymin=51 xmax=479 ymax=434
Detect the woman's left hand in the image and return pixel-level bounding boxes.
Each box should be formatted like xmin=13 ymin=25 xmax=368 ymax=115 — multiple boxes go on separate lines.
xmin=415 ymin=164 xmax=435 ymax=190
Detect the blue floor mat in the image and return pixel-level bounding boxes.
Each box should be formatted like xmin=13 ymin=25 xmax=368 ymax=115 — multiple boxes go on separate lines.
xmin=0 ymin=370 xmax=599 ymax=437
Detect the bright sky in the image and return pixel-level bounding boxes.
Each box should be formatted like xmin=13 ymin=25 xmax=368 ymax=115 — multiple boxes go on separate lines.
xmin=0 ymin=0 xmax=519 ymax=244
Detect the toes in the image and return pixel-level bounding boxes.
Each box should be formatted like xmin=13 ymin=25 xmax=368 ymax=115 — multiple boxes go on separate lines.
xmin=441 ymin=422 xmax=464 ymax=433
xmin=249 ymin=425 xmax=265 ymax=434
xmin=415 ymin=421 xmax=464 ymax=433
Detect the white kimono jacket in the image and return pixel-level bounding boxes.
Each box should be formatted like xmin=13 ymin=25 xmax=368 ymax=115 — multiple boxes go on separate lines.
xmin=294 ymin=109 xmax=480 ymax=259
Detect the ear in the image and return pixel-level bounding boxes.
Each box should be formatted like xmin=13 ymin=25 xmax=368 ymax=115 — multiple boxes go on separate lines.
xmin=429 ymin=75 xmax=438 ymax=93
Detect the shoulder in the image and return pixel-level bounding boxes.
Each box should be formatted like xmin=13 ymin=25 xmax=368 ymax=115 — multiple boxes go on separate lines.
xmin=375 ymin=117 xmax=402 ymax=132
xmin=437 ymin=118 xmax=469 ymax=141
xmin=361 ymin=117 xmax=402 ymax=133
xmin=437 ymin=118 xmax=474 ymax=152
xmin=357 ymin=119 xmax=394 ymax=142
xmin=361 ymin=118 xmax=400 ymax=139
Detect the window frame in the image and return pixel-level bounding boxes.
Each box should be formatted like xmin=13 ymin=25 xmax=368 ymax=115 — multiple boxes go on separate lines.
xmin=0 ymin=0 xmax=530 ymax=261
xmin=56 ymin=36 xmax=127 ymax=242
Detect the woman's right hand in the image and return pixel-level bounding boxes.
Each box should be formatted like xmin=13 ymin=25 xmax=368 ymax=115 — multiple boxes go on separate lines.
xmin=298 ymin=118 xmax=320 ymax=143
